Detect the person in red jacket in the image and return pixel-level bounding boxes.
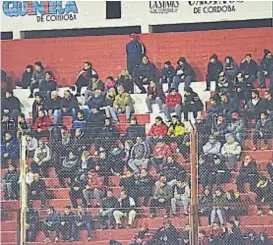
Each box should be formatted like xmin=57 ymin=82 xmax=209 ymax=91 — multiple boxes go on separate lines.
xmin=145 ymin=80 xmax=166 ymax=113
xmin=163 ymin=89 xmax=182 ymax=122
xmin=33 ymin=110 xmax=52 ymax=139
xmin=82 ymin=170 xmax=105 ymax=208
xmin=148 ymin=116 xmax=168 ymax=138
xmin=151 ymin=141 xmax=172 ymax=172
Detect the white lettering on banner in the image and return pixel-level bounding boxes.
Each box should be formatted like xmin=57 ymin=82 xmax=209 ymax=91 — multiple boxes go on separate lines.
xmin=149 ymin=1 xmax=179 ymax=14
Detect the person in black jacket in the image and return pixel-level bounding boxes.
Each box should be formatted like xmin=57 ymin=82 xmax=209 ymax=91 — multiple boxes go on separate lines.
xmin=1 ymin=113 xmax=17 ymax=137
xmin=222 ymin=220 xmax=244 ymax=245
xmin=256 ymin=176 xmax=273 ymax=216
xmin=31 ymin=94 xmax=45 ymax=124
xmin=39 ymin=71 xmax=57 ymax=99
xmin=124 ymin=116 xmax=146 ymax=142
xmin=16 ymin=65 xmax=34 ymax=89
xmin=98 ymin=190 xmax=118 ymax=229
xmin=69 ymin=172 xmax=88 ymax=208
xmin=126 ymin=34 xmax=145 ymax=75
xmin=258 ymin=49 xmax=273 ymax=89
xmin=42 ymin=206 xmax=61 ymax=242
xmin=205 ymin=95 xmax=223 ymax=124
xmin=183 ymin=87 xmax=204 ymax=121
xmin=152 ymin=220 xmax=179 ymax=245
xmin=60 ymin=206 xmax=77 ymax=242
xmin=45 ymin=91 xmax=62 ymax=125
xmin=232 ymin=72 xmax=254 ymax=103
xmin=75 ymin=205 xmax=92 ymax=241
xmin=240 ymin=53 xmax=258 ymax=86
xmin=28 ymin=173 xmax=47 ymax=207
xmin=84 ymin=74 xmax=105 ymax=101
xmin=135 ymin=56 xmax=157 ymax=93
xmin=205 ymin=54 xmax=223 ymax=91
xmin=2 ymin=90 xmax=21 ymax=123
xmin=2 ymin=164 xmax=19 ymax=200
xmin=116 ymin=69 xmax=134 ymax=94
xmin=60 ymin=90 xmax=79 ymax=120
xmin=159 ymin=61 xmax=176 ymax=92
xmin=267 ymin=161 xmax=273 ymax=182
xmin=223 ymin=56 xmax=239 ymax=83
xmin=26 ymin=207 xmax=39 ymax=242
xmin=173 ymin=57 xmax=195 ymax=89
xmin=119 ymin=170 xmax=137 ymax=199
xmin=29 ymin=61 xmax=45 ymax=98
xmin=264 ymin=90 xmax=273 ymax=117
xmin=236 ymin=155 xmax=259 ymax=193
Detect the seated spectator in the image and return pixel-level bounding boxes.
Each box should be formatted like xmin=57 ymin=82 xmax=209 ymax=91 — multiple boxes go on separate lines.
xmin=151 ymin=140 xmax=171 ymax=172
xmin=28 ymin=172 xmax=47 ymax=208
xmin=124 ymin=116 xmax=145 ymax=141
xmin=135 ymin=56 xmax=157 ymax=94
xmin=32 ymin=94 xmax=45 ymax=124
xmin=74 ymin=61 xmax=97 ymax=96
xmin=2 ymin=90 xmax=21 ymax=123
xmin=1 ymin=113 xmax=17 ymax=136
xmin=87 ymin=108 xmax=105 ymax=139
xmin=209 ymin=222 xmax=224 ymax=245
xmin=198 ymin=230 xmax=210 ymax=245
xmin=147 ymin=116 xmax=168 ymax=138
xmin=253 ymin=111 xmax=273 ymax=150
xmin=225 ymin=191 xmax=246 ymax=222
xmin=43 ymin=206 xmax=61 ymax=242
xmin=264 ymin=90 xmax=273 ymax=117
xmin=29 ymin=61 xmax=45 ymax=98
xmin=128 ymin=137 xmax=150 ymax=174
xmin=33 ymin=110 xmax=52 ymax=139
xmin=183 ymin=87 xmax=204 ymax=121
xmin=116 ymin=69 xmax=134 ymax=94
xmin=226 ymin=112 xmax=245 ymax=143
xmin=60 ymin=90 xmax=79 ymax=120
xmin=69 ymin=172 xmax=88 ymax=208
xmin=216 ymin=72 xmax=231 ymax=94
xmin=233 ymin=72 xmax=253 ymax=103
xmin=95 ymin=148 xmax=112 ymax=185
xmin=2 ymin=163 xmax=19 ymax=200
xmin=150 ymin=176 xmax=172 ymax=218
xmin=82 ymin=170 xmax=105 ymax=208
xmin=26 ymin=134 xmax=38 ymax=158
xmin=109 ymin=148 xmax=126 ymax=176
xmin=210 ymin=188 xmax=227 ymax=226
xmin=145 ymin=80 xmax=165 ymax=113
xmin=113 ymin=86 xmax=135 ymax=122
xmin=244 ymin=90 xmax=265 ymax=123
xmin=240 ymin=53 xmax=258 ymax=86
xmin=167 ymin=115 xmax=185 ymax=139
xmin=122 ymin=140 xmax=134 ymax=164
xmin=17 ymin=113 xmax=29 ymax=138
xmin=99 ymin=190 xmax=118 ymax=230
xmin=113 ymin=190 xmax=137 ymax=229
xmin=1 ymin=69 xmax=9 ymax=92
xmin=205 ymin=95 xmax=223 ymax=123
xmin=70 ymin=128 xmax=88 ymax=158
xmin=257 ymin=49 xmax=273 ymax=89
xmin=16 ymin=64 xmax=34 ymax=89
xmin=32 ymin=139 xmax=51 ymax=177
xmin=198 ymin=187 xmax=213 ymax=220
xmin=212 ymin=114 xmax=228 ymax=144
xmin=205 ymin=54 xmax=223 ymax=91
xmin=71 ymin=110 xmax=87 ymax=134
xmin=128 ymin=222 xmax=152 ymax=245
xmin=39 ymin=71 xmax=57 ymax=99
xmin=60 ymin=206 xmax=76 ymax=242
xmin=245 ymin=231 xmax=260 ymax=245
xmin=202 ymin=135 xmax=221 ymax=157
xmin=134 ymin=168 xmax=154 ymax=206
xmin=223 ymin=56 xmax=239 ymax=83
xmin=119 ymin=170 xmax=137 ymax=199
xmin=163 ymin=88 xmax=182 ymax=122
xmin=236 ymin=155 xmax=259 ymax=193
xmin=84 ymin=74 xmax=105 ymax=101
xmin=220 ymin=93 xmax=238 ymax=120
xmin=256 ymin=176 xmax=273 ymax=216
xmin=45 ymin=91 xmax=62 ymax=125
xmin=26 ymin=207 xmax=39 ymax=242
xmin=159 ymin=60 xmax=176 ymax=92
xmin=1 ymin=131 xmax=19 ymax=168
xmin=104 ymin=88 xmax=118 ymax=122
xmin=267 ymin=161 xmax=273 ymax=181
xmin=221 ymin=134 xmax=241 ymax=170
xmin=257 ymin=232 xmax=270 ymax=245
xmin=105 ymin=76 xmax=116 ymax=92
xmin=57 ymin=151 xmax=79 ymax=187
xmin=180 ymin=223 xmax=191 ymax=245
xmin=75 ymin=205 xmax=92 ymax=241
xmin=152 ymin=220 xmax=179 ymax=245
xmin=171 ymin=180 xmax=191 ymax=216
xmin=222 ymin=220 xmax=244 ymax=245
xmin=208 ymin=155 xmax=231 ymax=187
xmin=85 ymin=88 xmax=105 ymax=116
xmin=173 ymin=57 xmax=195 ymax=89
xmin=80 ymin=151 xmax=94 ymax=172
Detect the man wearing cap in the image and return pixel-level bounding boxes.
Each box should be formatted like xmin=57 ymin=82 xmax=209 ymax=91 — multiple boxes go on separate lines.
xmin=205 ymin=54 xmax=223 ymax=91
xmin=258 ymin=49 xmax=273 ymax=88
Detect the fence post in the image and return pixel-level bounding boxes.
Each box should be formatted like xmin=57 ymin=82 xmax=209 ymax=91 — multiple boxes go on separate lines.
xmin=190 ymin=130 xmax=199 ymax=245
xmin=20 ymin=135 xmax=27 ymax=245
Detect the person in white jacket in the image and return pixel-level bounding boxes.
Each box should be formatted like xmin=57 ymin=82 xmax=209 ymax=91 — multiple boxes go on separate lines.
xmin=202 ymin=135 xmax=222 ymax=156
xmin=221 ymin=134 xmax=241 ymax=170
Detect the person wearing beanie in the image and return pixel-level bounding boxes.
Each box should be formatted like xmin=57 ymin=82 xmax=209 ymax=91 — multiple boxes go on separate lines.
xmin=258 ymin=49 xmax=273 ymax=88
xmin=159 ymin=60 xmax=176 ymax=92
xmin=239 ymin=53 xmax=258 ymax=86
xmin=205 ymin=54 xmax=223 ymax=91
xmin=16 ymin=64 xmax=34 ymax=89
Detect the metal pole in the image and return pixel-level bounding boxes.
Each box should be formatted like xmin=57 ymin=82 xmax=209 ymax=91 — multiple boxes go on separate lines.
xmin=190 ymin=130 xmax=199 ymax=245
xmin=20 ymin=135 xmax=27 ymax=245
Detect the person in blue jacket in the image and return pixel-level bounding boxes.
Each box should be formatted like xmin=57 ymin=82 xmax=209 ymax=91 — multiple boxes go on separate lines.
xmin=42 ymin=206 xmax=61 ymax=242
xmin=1 ymin=131 xmax=19 ymax=168
xmin=124 ymin=116 xmax=145 ymax=142
xmin=126 ymin=33 xmax=145 ymax=75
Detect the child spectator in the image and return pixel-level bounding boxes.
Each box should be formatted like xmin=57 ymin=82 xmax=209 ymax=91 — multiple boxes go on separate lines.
xmin=124 ymin=116 xmax=146 ymax=141
xmin=39 ymin=70 xmax=57 ymax=99
xmin=105 ymin=76 xmax=116 ymax=91
xmin=16 ymin=64 xmax=34 ymax=89
xmin=28 ymin=173 xmax=47 ymax=208
xmin=145 ymin=80 xmax=165 ymax=113
xmin=117 ymin=69 xmax=134 ymax=94
xmin=26 ymin=207 xmax=39 ymax=242
xmin=257 ymin=49 xmax=273 ymax=89
xmin=163 ymin=88 xmax=182 ymax=122
xmin=174 ymin=57 xmax=195 ymax=89
xmin=29 ymin=61 xmax=45 ymax=98
xmin=205 ymin=54 xmax=223 ymax=91
xmin=2 ymin=163 xmax=19 ymax=200
xmin=159 ymin=61 xmax=176 ymax=92
xmin=60 ymin=206 xmax=76 ymax=242
xmin=75 ymin=205 xmax=92 ymax=241
xmin=42 ymin=206 xmax=61 ymax=242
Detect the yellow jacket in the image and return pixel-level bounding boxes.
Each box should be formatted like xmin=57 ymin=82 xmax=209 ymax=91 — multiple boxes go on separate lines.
xmin=114 ymin=93 xmax=134 ymax=112
xmin=167 ymin=123 xmax=185 ymax=136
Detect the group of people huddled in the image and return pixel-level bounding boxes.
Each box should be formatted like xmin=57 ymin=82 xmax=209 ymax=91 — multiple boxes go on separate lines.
xmin=1 ymin=34 xmax=273 ymax=244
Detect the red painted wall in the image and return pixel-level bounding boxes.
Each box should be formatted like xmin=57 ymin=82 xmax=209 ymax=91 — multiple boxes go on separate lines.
xmin=1 ymin=27 xmax=273 ymax=87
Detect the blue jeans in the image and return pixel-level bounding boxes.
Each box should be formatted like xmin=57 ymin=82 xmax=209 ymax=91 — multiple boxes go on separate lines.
xmin=114 ymin=106 xmax=132 ymax=120
xmin=258 ymin=71 xmax=273 ymax=88
xmin=210 ymin=208 xmax=224 ymax=225
xmin=173 ymin=74 xmax=193 ymax=89
xmin=61 ymin=108 xmax=76 ymax=121
xmin=27 ymin=223 xmax=38 ymax=242
xmin=105 ymin=107 xmax=118 ymax=121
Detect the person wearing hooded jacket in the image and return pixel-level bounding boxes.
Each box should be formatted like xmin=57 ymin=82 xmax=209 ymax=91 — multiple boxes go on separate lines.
xmin=226 ymin=112 xmax=245 ymax=143
xmin=159 ymin=61 xmax=176 ymax=92
xmin=29 ymin=61 xmax=45 ymax=98
xmin=205 ymin=54 xmax=223 ymax=91
xmin=258 ymin=49 xmax=273 ymax=88
xmin=240 ymin=53 xmax=258 ymax=86
xmin=173 ymin=57 xmax=195 ymax=89
xmin=223 ymin=56 xmax=239 ymax=83
xmin=124 ymin=116 xmax=146 ymax=141
xmin=16 ymin=65 xmax=34 ymax=89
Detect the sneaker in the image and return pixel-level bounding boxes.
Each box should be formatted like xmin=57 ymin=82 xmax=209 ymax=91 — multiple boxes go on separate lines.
xmin=87 ymin=237 xmax=92 ymax=241
xmin=54 ymin=237 xmax=59 ymax=243
xmin=70 ymin=238 xmax=75 ymax=242
xmin=257 ymin=210 xmax=263 ymax=216
xmin=43 ymin=238 xmax=51 ymax=243
xmin=117 ymin=224 xmax=123 ymax=229
xmin=269 ymin=210 xmax=273 ymax=216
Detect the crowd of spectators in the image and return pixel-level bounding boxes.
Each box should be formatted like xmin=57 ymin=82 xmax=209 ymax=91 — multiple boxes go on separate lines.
xmin=1 ymin=35 xmax=273 ymax=244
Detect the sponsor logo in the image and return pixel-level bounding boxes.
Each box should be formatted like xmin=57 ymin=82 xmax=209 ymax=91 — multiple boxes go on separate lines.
xmin=2 ymin=1 xmax=78 ymax=22
xmin=149 ymin=1 xmax=179 ymax=14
